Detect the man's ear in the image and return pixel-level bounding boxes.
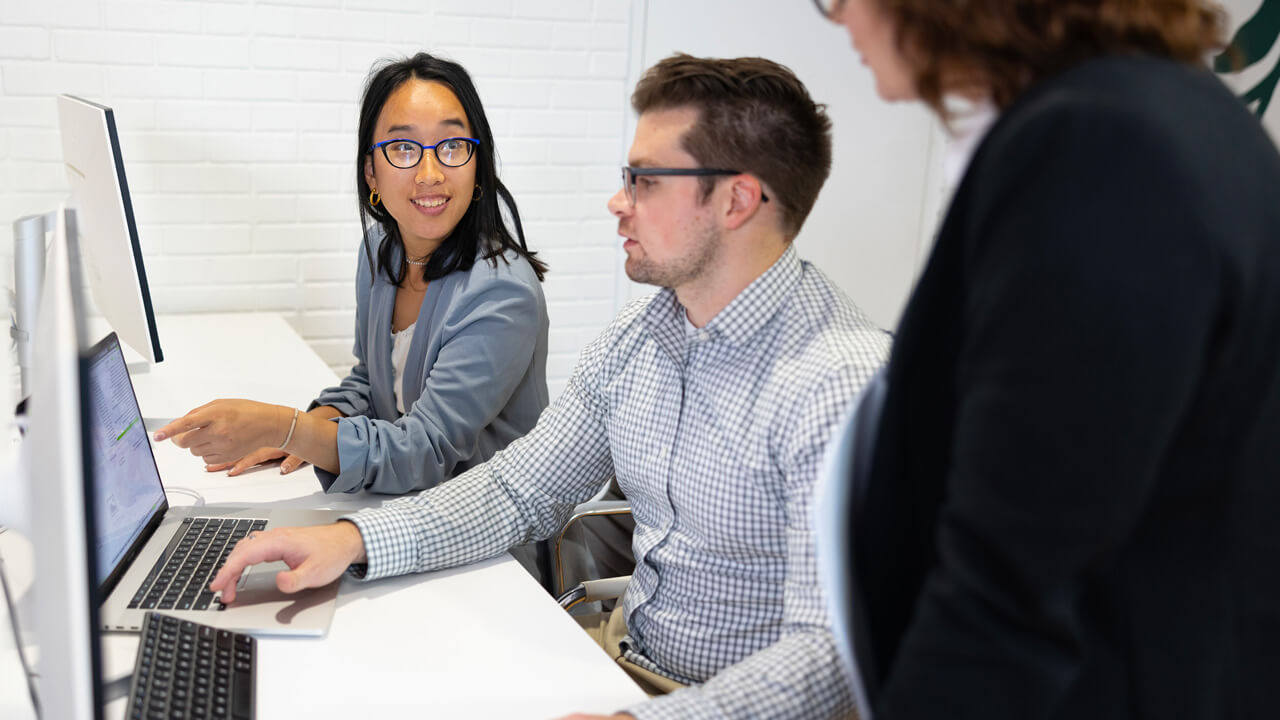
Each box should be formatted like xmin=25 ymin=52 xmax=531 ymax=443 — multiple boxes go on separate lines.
xmin=723 ymin=175 xmax=767 ymax=231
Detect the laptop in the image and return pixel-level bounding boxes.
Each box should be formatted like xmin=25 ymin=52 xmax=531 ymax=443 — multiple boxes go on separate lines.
xmin=87 ymin=332 xmax=344 ymax=636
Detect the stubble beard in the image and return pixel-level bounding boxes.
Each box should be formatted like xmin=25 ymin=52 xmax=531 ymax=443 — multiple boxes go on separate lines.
xmin=624 ymin=219 xmax=722 ymax=290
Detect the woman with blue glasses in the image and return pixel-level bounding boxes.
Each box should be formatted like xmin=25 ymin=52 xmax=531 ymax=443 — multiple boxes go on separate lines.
xmin=156 ymin=53 xmax=550 ymax=497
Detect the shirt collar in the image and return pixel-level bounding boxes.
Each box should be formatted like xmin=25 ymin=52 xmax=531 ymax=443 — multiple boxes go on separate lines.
xmin=641 ymin=243 xmax=803 ymax=349
xmin=942 ymin=95 xmax=999 ymax=189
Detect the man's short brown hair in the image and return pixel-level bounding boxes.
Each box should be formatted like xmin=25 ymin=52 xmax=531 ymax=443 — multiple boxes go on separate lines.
xmin=631 ymin=54 xmax=833 ymax=240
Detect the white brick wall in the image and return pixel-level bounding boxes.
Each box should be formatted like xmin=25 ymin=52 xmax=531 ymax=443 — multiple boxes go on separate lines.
xmin=0 ymin=0 xmax=636 ymax=401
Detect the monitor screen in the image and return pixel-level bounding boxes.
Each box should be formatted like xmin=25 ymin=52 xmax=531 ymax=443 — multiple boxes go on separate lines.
xmin=57 ymin=94 xmax=163 ymax=365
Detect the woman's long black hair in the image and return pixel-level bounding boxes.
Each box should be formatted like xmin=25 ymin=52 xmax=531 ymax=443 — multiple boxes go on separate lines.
xmin=356 ymin=53 xmax=547 ymax=285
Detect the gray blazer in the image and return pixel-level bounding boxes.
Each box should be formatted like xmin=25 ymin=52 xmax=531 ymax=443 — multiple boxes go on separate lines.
xmin=311 ymin=235 xmax=549 ymax=494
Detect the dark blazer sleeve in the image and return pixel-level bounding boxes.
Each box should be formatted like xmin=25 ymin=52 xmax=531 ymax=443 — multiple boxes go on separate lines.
xmin=873 ymin=96 xmax=1224 ymax=718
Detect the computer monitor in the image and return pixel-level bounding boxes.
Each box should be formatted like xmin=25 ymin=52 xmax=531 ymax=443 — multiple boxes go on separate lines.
xmin=57 ymin=94 xmax=164 ymax=365
xmin=0 ymin=257 xmax=19 ymax=528
xmin=21 ymin=205 xmax=104 ymax=719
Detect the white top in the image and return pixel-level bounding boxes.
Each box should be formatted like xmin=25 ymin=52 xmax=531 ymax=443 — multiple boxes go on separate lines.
xmin=941 ymin=96 xmax=999 ymax=191
xmin=390 ymin=321 xmax=416 ymax=415
xmin=814 ymin=380 xmax=878 ymax=720
xmin=682 ymin=307 xmax=713 ymax=346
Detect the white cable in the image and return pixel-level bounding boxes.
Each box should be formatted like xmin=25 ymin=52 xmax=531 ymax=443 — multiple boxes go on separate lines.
xmin=164 ymin=486 xmax=206 ymax=507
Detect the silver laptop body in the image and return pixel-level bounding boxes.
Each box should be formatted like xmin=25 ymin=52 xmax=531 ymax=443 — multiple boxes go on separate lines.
xmin=88 ymin=332 xmax=343 ymax=636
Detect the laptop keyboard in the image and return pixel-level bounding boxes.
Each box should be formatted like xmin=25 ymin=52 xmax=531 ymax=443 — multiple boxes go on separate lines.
xmin=126 ymin=611 xmax=256 ymax=719
xmin=128 ymin=517 xmax=267 ymax=612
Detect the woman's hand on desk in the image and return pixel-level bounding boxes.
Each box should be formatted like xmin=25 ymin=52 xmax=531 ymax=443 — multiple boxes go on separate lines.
xmin=154 ymin=399 xmax=295 ymax=467
xmin=217 ymin=405 xmax=345 ymax=475
xmin=205 ymin=446 xmax=308 ymax=477
xmin=157 ymin=402 xmax=342 ymax=475
xmin=209 ymin=520 xmax=367 ymax=604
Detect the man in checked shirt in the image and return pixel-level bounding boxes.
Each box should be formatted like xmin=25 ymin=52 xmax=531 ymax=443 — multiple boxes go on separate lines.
xmin=203 ymin=54 xmax=890 ymax=719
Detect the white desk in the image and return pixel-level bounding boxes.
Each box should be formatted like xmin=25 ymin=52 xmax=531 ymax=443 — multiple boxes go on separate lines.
xmin=2 ymin=312 xmax=647 ymax=719
xmin=93 ymin=313 xmax=343 ymax=423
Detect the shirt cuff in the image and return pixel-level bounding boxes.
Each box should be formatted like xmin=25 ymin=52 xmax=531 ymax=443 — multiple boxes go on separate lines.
xmin=319 ymin=417 xmax=366 ymax=494
xmin=627 ymin=688 xmax=723 ymax=720
xmin=339 ymin=506 xmax=423 ymax=581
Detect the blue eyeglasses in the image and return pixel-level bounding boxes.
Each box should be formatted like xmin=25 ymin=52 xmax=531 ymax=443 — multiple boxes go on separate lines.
xmin=369 ymin=137 xmax=480 ymax=169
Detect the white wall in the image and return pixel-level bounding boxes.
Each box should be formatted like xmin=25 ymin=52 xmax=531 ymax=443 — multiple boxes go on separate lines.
xmin=4 ymin=0 xmax=1271 ymax=402
xmin=0 ymin=0 xmax=636 ymax=400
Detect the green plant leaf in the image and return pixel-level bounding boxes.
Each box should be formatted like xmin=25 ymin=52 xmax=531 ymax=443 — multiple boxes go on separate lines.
xmin=1214 ymin=0 xmax=1280 ymax=72
xmin=1242 ymin=56 xmax=1280 ymax=117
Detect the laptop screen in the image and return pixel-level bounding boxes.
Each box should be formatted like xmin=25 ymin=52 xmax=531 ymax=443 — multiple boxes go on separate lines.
xmin=85 ymin=334 xmax=167 ymax=589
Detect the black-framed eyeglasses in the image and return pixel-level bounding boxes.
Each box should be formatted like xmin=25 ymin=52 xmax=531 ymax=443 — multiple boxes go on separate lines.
xmin=812 ymin=0 xmax=846 ymax=20
xmin=369 ymin=137 xmax=480 ymax=169
xmin=621 ymin=166 xmax=770 ymax=207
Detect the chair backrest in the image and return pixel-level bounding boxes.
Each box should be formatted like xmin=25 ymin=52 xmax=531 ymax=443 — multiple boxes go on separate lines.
xmin=551 ymin=481 xmax=634 ymax=596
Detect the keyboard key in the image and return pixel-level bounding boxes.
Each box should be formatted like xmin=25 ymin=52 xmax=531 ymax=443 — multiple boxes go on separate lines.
xmin=232 ymin=669 xmax=252 ymax=719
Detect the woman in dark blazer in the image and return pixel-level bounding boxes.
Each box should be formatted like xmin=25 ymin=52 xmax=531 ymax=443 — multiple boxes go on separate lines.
xmin=818 ymin=1 xmax=1280 ymax=718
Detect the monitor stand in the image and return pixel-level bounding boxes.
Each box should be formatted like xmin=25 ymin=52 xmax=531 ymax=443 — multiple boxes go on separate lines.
xmin=12 ymin=211 xmax=156 ymax=396
xmin=10 ymin=211 xmax=60 ymax=401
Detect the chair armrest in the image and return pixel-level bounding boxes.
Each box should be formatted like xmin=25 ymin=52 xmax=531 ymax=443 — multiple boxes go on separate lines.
xmin=558 ymin=575 xmax=632 ymax=610
xmin=554 ymin=500 xmax=632 ymax=594
xmin=566 ymin=500 xmax=632 ymax=518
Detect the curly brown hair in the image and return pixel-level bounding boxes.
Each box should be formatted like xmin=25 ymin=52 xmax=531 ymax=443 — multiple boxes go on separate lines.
xmin=879 ymin=0 xmax=1229 ymax=116
xmin=631 ymin=54 xmax=832 ymax=240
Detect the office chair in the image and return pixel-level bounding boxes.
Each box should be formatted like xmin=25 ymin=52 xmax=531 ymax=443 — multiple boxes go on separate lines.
xmin=552 ymin=498 xmax=632 ymax=592
xmin=546 ymin=476 xmax=637 ymax=610
xmin=558 ymin=574 xmax=632 ymax=611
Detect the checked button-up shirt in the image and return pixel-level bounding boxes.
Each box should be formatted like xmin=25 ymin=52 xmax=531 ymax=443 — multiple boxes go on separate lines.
xmin=345 ymin=244 xmax=890 ymax=719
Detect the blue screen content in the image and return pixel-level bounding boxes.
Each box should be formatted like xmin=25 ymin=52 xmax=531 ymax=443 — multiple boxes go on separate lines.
xmin=87 ymin=337 xmax=166 ymax=587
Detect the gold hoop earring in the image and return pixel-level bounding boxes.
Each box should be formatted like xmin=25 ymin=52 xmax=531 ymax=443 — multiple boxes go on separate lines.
xmin=473 ymin=184 xmax=483 ymax=201
xmin=369 ymin=189 xmax=380 ymax=206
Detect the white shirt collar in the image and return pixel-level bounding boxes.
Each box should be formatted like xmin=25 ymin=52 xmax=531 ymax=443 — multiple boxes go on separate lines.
xmin=942 ymin=95 xmax=999 ymax=189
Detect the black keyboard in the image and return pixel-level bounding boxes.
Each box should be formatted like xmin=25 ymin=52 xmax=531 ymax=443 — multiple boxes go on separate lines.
xmin=126 ymin=612 xmax=256 ymax=720
xmin=129 ymin=517 xmax=267 ymax=611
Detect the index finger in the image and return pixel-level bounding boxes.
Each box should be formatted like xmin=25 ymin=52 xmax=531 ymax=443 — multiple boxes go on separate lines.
xmin=154 ymin=407 xmax=212 ymax=442
xmin=208 ymin=531 xmax=286 ymax=604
